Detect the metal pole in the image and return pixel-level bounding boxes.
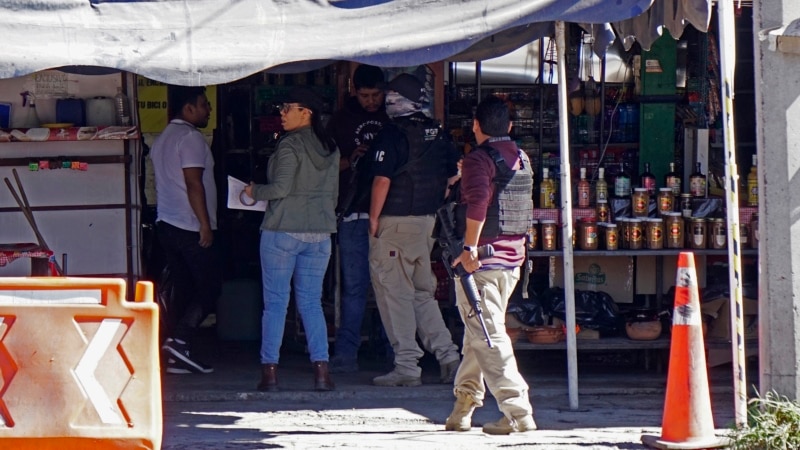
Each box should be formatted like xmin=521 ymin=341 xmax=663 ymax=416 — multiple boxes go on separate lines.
xmin=555 ymin=21 xmax=579 ymax=410
xmin=717 ymin=0 xmax=747 ymax=427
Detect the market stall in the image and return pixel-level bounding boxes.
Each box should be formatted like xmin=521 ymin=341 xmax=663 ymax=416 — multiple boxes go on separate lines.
xmin=2 ymin=0 xmax=737 ymax=412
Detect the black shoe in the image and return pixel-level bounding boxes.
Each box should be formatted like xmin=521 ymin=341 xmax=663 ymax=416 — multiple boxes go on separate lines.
xmin=165 ymin=358 xmax=191 ymax=374
xmin=162 ymin=338 xmax=213 ymax=374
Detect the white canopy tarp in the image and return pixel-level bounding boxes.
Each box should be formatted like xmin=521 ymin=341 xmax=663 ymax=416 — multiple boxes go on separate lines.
xmin=0 ymin=0 xmax=710 ymax=86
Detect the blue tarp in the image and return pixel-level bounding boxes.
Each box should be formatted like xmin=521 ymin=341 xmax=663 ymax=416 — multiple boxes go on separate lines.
xmin=0 ymin=0 xmax=710 ymax=85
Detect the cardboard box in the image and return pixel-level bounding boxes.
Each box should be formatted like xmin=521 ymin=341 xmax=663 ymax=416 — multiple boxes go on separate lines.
xmin=702 ymin=296 xmax=758 ymax=340
xmin=554 ymin=256 xmax=634 ymax=303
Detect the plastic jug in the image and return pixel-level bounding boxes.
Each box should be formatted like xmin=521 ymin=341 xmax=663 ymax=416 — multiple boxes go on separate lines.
xmin=86 ymin=97 xmax=116 ymax=126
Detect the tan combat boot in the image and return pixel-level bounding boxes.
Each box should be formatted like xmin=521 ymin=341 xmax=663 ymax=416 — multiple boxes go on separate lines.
xmin=444 ymin=393 xmax=478 ymax=431
xmin=482 ymin=414 xmax=537 ymax=435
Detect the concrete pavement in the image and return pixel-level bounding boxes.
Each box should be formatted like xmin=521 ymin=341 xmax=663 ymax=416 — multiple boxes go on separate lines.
xmin=160 ymin=332 xmax=748 ymax=449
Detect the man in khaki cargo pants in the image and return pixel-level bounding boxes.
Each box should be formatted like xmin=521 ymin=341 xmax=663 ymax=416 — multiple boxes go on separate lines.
xmin=445 ymin=95 xmax=536 ymax=435
xmin=367 ymin=73 xmax=460 ymax=387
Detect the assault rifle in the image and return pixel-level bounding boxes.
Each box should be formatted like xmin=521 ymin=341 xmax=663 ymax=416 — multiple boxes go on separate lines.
xmin=435 ymin=204 xmax=495 ymax=348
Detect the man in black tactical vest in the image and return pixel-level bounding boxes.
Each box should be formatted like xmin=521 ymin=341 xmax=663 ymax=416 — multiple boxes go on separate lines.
xmin=367 ymin=72 xmax=461 ymax=387
xmin=443 ymin=95 xmax=537 ymax=435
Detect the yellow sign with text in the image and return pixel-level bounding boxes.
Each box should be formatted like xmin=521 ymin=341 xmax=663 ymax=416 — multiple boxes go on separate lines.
xmin=136 ymin=78 xmax=217 ymax=135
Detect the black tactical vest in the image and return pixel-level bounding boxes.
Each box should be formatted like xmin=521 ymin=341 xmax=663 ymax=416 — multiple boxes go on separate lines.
xmin=382 ymin=116 xmax=450 ymax=216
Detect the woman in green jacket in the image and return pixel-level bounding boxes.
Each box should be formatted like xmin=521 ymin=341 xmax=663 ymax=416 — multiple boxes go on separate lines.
xmin=244 ymin=86 xmax=339 ymax=392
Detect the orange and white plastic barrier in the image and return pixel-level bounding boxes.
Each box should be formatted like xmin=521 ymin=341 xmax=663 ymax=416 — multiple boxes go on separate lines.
xmin=0 ymin=277 xmax=161 ymax=449
xmin=641 ymin=252 xmax=727 ymax=449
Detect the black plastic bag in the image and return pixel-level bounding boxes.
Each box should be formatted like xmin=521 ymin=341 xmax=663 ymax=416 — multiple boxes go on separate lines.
xmin=545 ymin=287 xmax=623 ymax=335
xmin=507 ymin=290 xmax=548 ymax=327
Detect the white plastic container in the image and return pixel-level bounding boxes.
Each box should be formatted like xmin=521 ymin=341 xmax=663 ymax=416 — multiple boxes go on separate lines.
xmin=86 ymin=97 xmax=116 ymax=126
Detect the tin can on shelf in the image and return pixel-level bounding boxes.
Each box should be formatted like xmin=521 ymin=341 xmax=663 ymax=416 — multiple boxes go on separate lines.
xmin=541 ymin=219 xmax=558 ymax=251
xmin=596 ymin=199 xmax=610 ymax=223
xmin=709 ymin=218 xmax=726 ymax=249
xmin=689 ymin=217 xmax=707 ymax=249
xmin=657 ymin=188 xmax=674 ymax=216
xmin=664 ymin=212 xmax=684 ymax=249
xmin=750 ymin=213 xmax=759 ymax=249
xmin=605 ymin=223 xmax=618 ymax=250
xmin=629 ymin=218 xmax=644 ymax=250
xmin=680 ymin=193 xmax=693 ymax=218
xmin=632 ymin=188 xmax=649 ymax=218
xmin=646 ymin=218 xmax=664 ymax=249
xmin=527 ymin=219 xmax=539 ymax=250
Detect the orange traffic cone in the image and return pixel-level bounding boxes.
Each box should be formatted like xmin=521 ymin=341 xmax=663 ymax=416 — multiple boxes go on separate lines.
xmin=641 ymin=252 xmax=728 ymax=449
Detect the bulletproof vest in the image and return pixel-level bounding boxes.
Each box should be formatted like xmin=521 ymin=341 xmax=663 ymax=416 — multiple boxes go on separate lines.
xmin=457 ymin=144 xmax=533 ymax=238
xmin=382 ymin=116 xmax=450 ymax=216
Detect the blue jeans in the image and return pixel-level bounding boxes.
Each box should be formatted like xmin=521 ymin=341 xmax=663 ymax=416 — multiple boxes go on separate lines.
xmin=259 ymin=230 xmax=331 ymax=364
xmin=334 ymin=219 xmax=371 ymax=360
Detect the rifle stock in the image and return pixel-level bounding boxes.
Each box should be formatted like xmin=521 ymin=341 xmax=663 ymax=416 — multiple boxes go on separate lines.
xmin=435 ymin=204 xmax=494 ymax=348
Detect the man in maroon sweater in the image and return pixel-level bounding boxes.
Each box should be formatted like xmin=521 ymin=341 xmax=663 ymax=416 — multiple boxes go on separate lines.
xmin=444 ymin=95 xmax=537 ymax=435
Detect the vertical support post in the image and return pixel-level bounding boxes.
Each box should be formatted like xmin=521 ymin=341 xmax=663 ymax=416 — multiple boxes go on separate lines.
xmin=717 ymin=0 xmax=747 ymax=427
xmin=555 ymin=21 xmax=579 ymax=410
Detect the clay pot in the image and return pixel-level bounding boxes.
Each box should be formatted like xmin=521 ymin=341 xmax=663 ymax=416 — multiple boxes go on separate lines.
xmin=525 ymin=326 xmax=564 ymax=344
xmin=625 ymin=321 xmax=663 ymax=341
xmin=506 ymin=326 xmax=522 ymax=344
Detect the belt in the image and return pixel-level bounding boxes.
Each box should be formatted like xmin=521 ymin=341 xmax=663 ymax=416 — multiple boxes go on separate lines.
xmin=342 ymin=212 xmax=369 ymax=222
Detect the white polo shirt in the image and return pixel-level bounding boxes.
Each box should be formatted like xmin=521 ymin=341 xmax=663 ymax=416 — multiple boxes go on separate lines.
xmin=150 ymin=119 xmax=217 ymax=231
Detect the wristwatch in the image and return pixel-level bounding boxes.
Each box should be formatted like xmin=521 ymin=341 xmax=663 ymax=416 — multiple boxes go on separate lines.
xmin=463 ymin=245 xmax=477 ymax=253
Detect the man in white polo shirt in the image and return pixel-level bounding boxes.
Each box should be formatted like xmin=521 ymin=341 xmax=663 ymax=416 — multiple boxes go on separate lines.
xmin=150 ymin=85 xmax=219 ymax=375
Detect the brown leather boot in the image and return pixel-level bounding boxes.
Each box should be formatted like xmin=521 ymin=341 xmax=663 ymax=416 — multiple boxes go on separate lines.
xmin=313 ymin=361 xmax=335 ymax=391
xmin=256 ymin=364 xmax=278 ymax=392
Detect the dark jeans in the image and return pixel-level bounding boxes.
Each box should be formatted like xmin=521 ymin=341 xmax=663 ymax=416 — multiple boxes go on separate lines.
xmin=335 ymin=219 xmax=392 ymax=361
xmin=156 ymin=221 xmax=222 ymax=345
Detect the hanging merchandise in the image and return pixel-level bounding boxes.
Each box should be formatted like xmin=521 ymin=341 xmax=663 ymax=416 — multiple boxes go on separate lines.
xmin=582 ymin=33 xmax=601 ymax=117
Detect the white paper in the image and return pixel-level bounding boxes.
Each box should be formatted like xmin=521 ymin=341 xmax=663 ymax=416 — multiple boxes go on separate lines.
xmin=227 ymin=176 xmax=266 ymax=211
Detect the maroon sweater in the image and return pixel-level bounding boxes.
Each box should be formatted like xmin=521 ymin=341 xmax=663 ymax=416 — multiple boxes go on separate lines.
xmin=460 ymin=139 xmax=528 ymax=269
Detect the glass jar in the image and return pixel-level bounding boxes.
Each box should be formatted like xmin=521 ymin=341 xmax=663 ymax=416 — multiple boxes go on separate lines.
xmin=527 ymin=220 xmax=539 ymax=250
xmin=617 ymin=218 xmax=629 ymax=249
xmin=680 ymin=193 xmax=693 ymax=218
xmin=578 ymin=218 xmax=599 ymax=250
xmin=596 ymin=199 xmax=610 ymax=223
xmin=657 ymin=187 xmax=674 ymax=216
xmin=629 ymin=218 xmax=644 ymax=250
xmin=632 ymin=188 xmax=649 ymax=218
xmin=541 ymin=220 xmax=558 ymax=251
xmin=664 ymin=212 xmax=684 ymax=249
xmin=709 ymin=218 xmax=726 ymax=249
xmin=689 ymin=217 xmax=707 ymax=249
xmin=605 ymin=223 xmax=618 ymax=250
xmin=646 ymin=218 xmax=664 ymax=249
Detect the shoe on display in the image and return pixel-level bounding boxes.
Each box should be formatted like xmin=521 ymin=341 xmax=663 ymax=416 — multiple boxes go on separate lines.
xmin=162 ymin=337 xmax=214 ymax=374
xmin=372 ymin=370 xmax=422 ymax=387
xmin=482 ymin=415 xmax=537 ymax=435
